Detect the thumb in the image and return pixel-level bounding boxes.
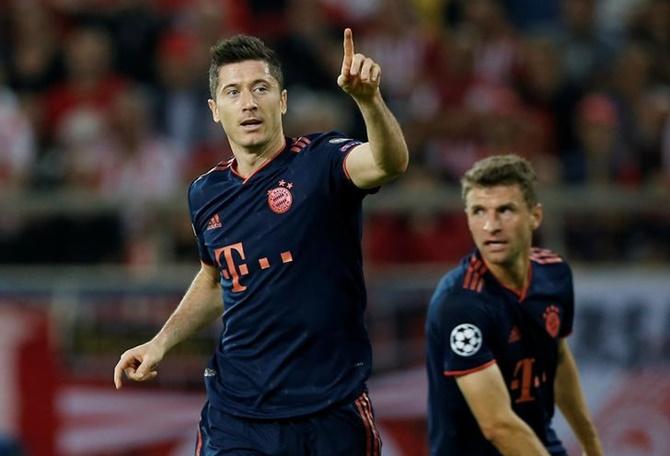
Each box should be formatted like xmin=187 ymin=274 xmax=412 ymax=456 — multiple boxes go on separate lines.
xmin=134 ymin=360 xmax=156 ymax=379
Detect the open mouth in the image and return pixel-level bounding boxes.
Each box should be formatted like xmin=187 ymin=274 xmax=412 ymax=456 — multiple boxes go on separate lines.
xmin=484 ymin=240 xmax=507 ymax=247
xmin=240 ymin=119 xmax=262 ymax=127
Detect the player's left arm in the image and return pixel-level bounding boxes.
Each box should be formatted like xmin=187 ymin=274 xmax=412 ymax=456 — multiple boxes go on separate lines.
xmin=554 ymin=339 xmax=604 ymax=456
xmin=337 ymin=28 xmax=409 ymax=189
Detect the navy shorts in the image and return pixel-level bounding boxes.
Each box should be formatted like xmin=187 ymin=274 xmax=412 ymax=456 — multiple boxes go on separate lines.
xmin=195 ymin=392 xmax=381 ymax=456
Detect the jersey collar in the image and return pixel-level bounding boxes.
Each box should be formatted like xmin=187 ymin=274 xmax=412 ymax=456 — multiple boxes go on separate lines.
xmin=472 ymin=250 xmax=533 ymax=302
xmin=229 ymin=137 xmax=293 ymax=184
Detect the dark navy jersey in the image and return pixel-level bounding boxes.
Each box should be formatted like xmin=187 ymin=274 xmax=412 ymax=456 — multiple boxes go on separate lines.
xmin=188 ymin=132 xmax=375 ymax=419
xmin=426 ymin=248 xmax=574 ymax=456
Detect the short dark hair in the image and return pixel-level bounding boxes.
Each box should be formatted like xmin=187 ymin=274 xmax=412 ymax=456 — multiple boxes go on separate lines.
xmin=208 ymin=35 xmax=284 ymax=98
xmin=461 ymin=155 xmax=538 ymax=207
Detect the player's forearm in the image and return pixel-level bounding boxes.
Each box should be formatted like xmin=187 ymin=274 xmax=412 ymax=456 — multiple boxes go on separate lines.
xmin=152 ymin=267 xmax=223 ymax=354
xmin=555 ymin=346 xmax=603 ymax=456
xmin=355 ymin=91 xmax=408 ymax=178
xmin=485 ymin=416 xmax=551 ymax=456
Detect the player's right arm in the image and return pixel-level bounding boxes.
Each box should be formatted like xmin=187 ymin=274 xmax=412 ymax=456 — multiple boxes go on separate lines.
xmin=456 ymin=363 xmax=550 ymax=456
xmin=554 ymin=339 xmax=603 ymax=456
xmin=113 ymin=261 xmax=222 ymax=389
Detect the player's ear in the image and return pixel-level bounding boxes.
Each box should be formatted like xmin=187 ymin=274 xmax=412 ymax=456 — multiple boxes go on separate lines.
xmin=530 ymin=203 xmax=543 ymax=230
xmin=280 ymin=89 xmax=287 ymax=115
xmin=208 ymin=99 xmax=220 ymax=122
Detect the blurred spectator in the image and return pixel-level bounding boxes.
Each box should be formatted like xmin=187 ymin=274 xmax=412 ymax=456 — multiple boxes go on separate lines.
xmin=170 ymin=0 xmax=236 ymax=45
xmin=608 ymin=42 xmax=663 ymax=183
xmin=563 ymin=93 xmax=636 ymax=185
xmin=625 ymin=0 xmax=669 ymax=84
xmin=2 ymin=1 xmax=64 ymax=150
xmin=543 ymin=0 xmax=617 ymax=88
xmin=596 ymin=0 xmax=645 ymax=37
xmin=0 ymin=68 xmax=36 ymax=191
xmin=152 ymin=30 xmax=213 ymax=157
xmin=44 ymin=26 xmax=129 ymax=147
xmin=358 ymin=0 xmax=434 ymax=120
xmin=3 ymin=1 xmax=64 ymax=94
xmin=271 ymin=0 xmax=340 ymax=94
xmin=106 ymin=0 xmax=166 ymax=84
xmin=462 ymin=0 xmax=520 ymax=86
xmin=635 ymin=89 xmax=670 ymax=184
xmin=101 ymin=87 xmax=184 ymax=202
xmin=407 ymin=30 xmax=478 ymax=137
xmin=54 ymin=103 xmax=113 ymax=191
xmin=0 ymin=64 xmax=36 ymax=263
xmin=410 ymin=31 xmax=478 ymax=124
xmin=102 ymin=87 xmax=186 ymax=266
xmin=515 ymin=35 xmax=583 ymax=158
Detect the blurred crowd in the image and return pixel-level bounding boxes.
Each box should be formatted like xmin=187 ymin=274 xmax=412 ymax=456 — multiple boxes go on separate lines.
xmin=0 ymin=0 xmax=669 ymax=265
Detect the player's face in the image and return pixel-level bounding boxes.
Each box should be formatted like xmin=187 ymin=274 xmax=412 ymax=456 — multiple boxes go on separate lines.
xmin=208 ymin=60 xmax=287 ymax=154
xmin=465 ymin=184 xmax=542 ymax=268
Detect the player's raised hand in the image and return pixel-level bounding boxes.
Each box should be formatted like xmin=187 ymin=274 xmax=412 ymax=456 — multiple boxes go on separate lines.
xmin=337 ymin=28 xmax=381 ymax=101
xmin=113 ymin=341 xmax=163 ymax=389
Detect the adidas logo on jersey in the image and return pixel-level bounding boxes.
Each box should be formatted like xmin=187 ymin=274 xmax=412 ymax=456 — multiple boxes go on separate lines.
xmin=207 ymin=214 xmax=222 ymax=231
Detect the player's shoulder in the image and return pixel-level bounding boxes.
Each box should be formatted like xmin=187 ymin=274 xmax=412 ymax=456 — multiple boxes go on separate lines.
xmin=529 ymin=247 xmax=572 ymax=275
xmin=427 ymin=263 xmax=494 ymax=335
xmin=430 ymin=254 xmax=490 ymax=311
xmin=188 ymin=159 xmax=233 ymax=200
xmin=292 ymin=131 xmax=362 ymax=155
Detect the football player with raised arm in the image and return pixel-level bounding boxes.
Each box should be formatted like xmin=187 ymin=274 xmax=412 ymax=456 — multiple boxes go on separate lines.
xmin=114 ymin=29 xmax=408 ymax=456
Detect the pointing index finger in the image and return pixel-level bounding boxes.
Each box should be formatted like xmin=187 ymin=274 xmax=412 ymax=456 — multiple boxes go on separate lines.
xmin=341 ymin=28 xmax=354 ymax=75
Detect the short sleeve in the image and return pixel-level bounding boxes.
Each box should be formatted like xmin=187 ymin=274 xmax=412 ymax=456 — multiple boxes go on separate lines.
xmin=438 ymin=291 xmax=496 ymax=376
xmin=313 ymin=132 xmax=377 ymax=197
xmin=559 ymin=265 xmax=575 ymax=338
xmin=191 ymin=224 xmax=215 ymax=265
xmin=187 ymin=181 xmax=215 ymax=265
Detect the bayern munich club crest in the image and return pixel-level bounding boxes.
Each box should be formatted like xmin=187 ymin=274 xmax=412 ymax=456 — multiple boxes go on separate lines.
xmin=267 ymin=180 xmax=294 ymax=214
xmin=543 ymin=305 xmax=561 ymax=338
xmin=450 ymin=323 xmax=483 ymax=357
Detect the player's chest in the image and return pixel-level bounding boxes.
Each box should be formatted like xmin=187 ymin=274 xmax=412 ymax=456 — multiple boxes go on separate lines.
xmin=199 ymin=166 xmax=335 ymax=274
xmin=491 ymin=298 xmax=565 ymax=403
xmin=209 ymin=167 xmax=321 ymax=226
xmin=493 ymin=296 xmax=566 ymax=358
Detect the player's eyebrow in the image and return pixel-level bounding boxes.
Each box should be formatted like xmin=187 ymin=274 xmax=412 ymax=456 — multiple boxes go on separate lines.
xmin=220 ymin=82 xmax=240 ymax=93
xmin=496 ymin=202 xmax=517 ymax=211
xmin=221 ymin=78 xmax=274 ymax=93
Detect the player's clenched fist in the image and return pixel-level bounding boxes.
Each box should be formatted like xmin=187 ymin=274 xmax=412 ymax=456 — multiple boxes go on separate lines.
xmin=337 ymin=28 xmax=381 ymax=101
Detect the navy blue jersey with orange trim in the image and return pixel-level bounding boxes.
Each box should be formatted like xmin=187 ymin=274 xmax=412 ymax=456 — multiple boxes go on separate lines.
xmin=188 ymin=131 xmax=374 ymax=419
xmin=426 ymin=249 xmax=574 ymax=455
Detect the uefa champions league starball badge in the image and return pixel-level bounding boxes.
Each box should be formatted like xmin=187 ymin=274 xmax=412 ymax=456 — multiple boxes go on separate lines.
xmin=268 ymin=180 xmax=294 ymax=214
xmin=450 ymin=323 xmax=483 ymax=357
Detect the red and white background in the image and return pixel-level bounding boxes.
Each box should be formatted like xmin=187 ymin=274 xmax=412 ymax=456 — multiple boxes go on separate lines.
xmin=1 ymin=269 xmax=669 ymax=456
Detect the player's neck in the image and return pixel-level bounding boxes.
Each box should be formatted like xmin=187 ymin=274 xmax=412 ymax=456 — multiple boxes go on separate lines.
xmin=486 ymin=256 xmax=530 ymax=297
xmin=232 ymin=135 xmax=286 ymax=178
